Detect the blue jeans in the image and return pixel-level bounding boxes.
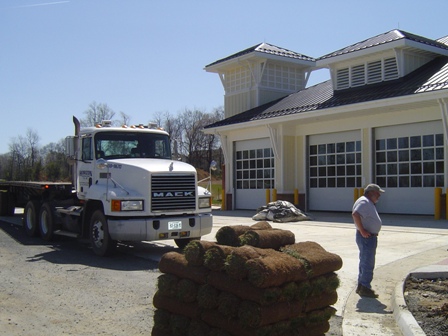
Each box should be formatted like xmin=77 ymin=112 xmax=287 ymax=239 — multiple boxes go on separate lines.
xmin=356 ymin=230 xmax=378 ymax=289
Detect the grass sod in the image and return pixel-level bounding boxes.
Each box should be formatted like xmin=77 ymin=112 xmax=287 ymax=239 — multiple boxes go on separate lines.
xmin=217 ymin=291 xmax=240 ymax=318
xmin=245 ymin=252 xmax=308 ymax=288
xmin=196 ymin=283 xmax=220 ymax=309
xmin=237 ymin=299 xmax=304 ymax=328
xmin=224 ymin=245 xmax=273 ymax=280
xmin=281 ymin=241 xmax=343 ymax=278
xmin=215 ymin=225 xmax=251 ymax=246
xmin=170 ymin=313 xmax=190 ymax=336
xmin=152 ymin=309 xmax=171 ymax=335
xmin=215 ymin=222 xmax=273 ymax=247
xmin=156 ymin=273 xmax=179 ymax=298
xmin=207 ymin=271 xmax=283 ymax=306
xmin=203 ymin=245 xmax=236 ymax=271
xmin=188 ymin=319 xmax=211 ymax=336
xmin=158 ymin=251 xmax=209 ymax=284
xmin=183 ymin=240 xmax=217 ymax=266
xmin=239 ymin=229 xmax=295 ymax=250
xmin=153 ymin=291 xmax=202 ymax=320
xmin=209 ymin=329 xmax=231 ymax=336
xmin=176 ymin=278 xmax=198 ymax=303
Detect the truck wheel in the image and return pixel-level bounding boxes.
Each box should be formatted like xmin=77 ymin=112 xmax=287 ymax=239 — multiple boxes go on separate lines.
xmin=90 ymin=210 xmax=116 ymax=257
xmin=39 ymin=203 xmax=55 ymax=241
xmin=24 ymin=200 xmax=40 ymax=237
xmin=174 ymin=238 xmax=198 ymax=250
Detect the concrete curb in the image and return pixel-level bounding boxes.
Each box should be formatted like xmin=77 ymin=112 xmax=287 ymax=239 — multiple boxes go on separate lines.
xmin=392 ymin=278 xmax=426 ymax=336
xmin=393 ymin=267 xmax=448 ymax=336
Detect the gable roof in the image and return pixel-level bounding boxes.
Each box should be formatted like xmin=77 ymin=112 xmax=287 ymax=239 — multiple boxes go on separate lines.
xmin=204 ymin=56 xmax=448 ymax=129
xmin=318 ymin=30 xmax=448 ymax=62
xmin=205 ymin=42 xmax=315 ymax=69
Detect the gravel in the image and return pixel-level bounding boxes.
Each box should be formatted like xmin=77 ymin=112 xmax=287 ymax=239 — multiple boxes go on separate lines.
xmin=0 ymin=220 xmax=161 ymax=336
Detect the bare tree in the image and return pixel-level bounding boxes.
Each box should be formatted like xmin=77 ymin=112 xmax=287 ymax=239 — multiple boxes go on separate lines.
xmin=80 ymin=101 xmax=116 ymax=127
xmin=117 ymin=111 xmax=131 ymax=126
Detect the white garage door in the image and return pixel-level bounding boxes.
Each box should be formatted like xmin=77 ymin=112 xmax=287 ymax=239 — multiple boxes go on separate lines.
xmin=308 ymin=130 xmax=362 ymax=211
xmin=374 ymin=121 xmax=444 ymax=214
xmin=234 ymin=138 xmax=274 ymax=210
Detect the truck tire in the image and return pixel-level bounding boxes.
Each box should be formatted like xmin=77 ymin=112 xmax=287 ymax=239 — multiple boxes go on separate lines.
xmin=90 ymin=210 xmax=116 ymax=257
xmin=174 ymin=238 xmax=198 ymax=250
xmin=24 ymin=200 xmax=40 ymax=237
xmin=39 ymin=203 xmax=55 ymax=241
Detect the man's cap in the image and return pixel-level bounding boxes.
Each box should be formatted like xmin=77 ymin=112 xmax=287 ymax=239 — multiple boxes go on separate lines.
xmin=364 ymin=183 xmax=385 ymax=193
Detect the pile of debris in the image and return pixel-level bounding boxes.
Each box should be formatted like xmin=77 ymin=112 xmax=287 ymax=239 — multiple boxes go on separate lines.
xmin=252 ymin=200 xmax=310 ymax=223
xmin=152 ymin=223 xmax=342 ymax=336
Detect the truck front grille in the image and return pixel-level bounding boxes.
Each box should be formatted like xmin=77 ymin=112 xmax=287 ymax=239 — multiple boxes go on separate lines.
xmin=151 ymin=174 xmax=196 ymax=212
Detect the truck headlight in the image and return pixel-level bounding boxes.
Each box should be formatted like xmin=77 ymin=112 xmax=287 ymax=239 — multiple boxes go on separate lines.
xmin=112 ymin=200 xmax=144 ymax=211
xmin=198 ymin=197 xmax=211 ymax=209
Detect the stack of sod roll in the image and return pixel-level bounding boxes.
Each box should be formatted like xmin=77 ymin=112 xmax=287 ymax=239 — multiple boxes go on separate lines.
xmin=152 ymin=222 xmax=343 ymax=336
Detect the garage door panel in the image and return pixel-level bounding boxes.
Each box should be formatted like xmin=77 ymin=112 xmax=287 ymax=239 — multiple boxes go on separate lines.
xmin=235 ymin=138 xmax=273 ymax=210
xmin=308 ymin=131 xmax=362 ymax=212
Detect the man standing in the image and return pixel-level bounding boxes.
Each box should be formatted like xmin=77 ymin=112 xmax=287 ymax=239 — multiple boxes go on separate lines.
xmin=352 ymin=183 xmax=385 ymax=298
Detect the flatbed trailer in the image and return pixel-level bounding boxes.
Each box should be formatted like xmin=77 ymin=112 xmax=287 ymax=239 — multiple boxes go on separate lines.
xmin=0 ymin=181 xmax=74 ymax=216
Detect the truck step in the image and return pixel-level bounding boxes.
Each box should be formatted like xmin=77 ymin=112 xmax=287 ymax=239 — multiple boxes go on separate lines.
xmin=54 ymin=230 xmax=80 ymax=238
xmin=57 ymin=206 xmax=83 ymax=216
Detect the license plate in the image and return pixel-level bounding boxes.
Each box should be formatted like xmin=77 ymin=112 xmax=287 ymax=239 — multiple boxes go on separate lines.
xmin=168 ymin=221 xmax=182 ymax=230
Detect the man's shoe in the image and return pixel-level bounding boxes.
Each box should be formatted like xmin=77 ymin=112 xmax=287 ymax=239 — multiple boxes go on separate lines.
xmin=357 ymin=285 xmax=378 ymax=298
xmin=356 ymin=284 xmax=362 ymax=294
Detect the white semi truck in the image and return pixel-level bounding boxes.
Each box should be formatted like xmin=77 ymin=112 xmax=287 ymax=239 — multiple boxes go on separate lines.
xmin=0 ymin=117 xmax=213 ymax=256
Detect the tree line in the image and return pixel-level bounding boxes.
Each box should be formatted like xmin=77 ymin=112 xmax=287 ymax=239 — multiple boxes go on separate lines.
xmin=0 ymin=102 xmax=223 ymax=182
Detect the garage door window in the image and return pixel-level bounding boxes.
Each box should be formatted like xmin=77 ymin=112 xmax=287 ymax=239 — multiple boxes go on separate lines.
xmin=309 ymin=140 xmax=362 ymax=188
xmin=236 ymin=148 xmax=274 ymax=189
xmin=375 ymin=134 xmax=444 ymax=188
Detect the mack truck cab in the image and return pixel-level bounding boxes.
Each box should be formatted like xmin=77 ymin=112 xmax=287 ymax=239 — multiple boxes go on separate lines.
xmin=61 ymin=117 xmax=213 ymax=256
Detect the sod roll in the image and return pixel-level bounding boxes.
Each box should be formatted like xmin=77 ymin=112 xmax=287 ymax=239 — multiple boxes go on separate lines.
xmin=281 ymin=241 xmax=343 ymax=278
xmin=158 ymin=251 xmax=209 ymax=284
xmin=245 ymin=252 xmax=308 ymax=288
xmin=224 ymin=245 xmax=274 ymax=279
xmin=183 ymin=240 xmax=217 ymax=266
xmin=239 ymin=229 xmax=295 ymax=250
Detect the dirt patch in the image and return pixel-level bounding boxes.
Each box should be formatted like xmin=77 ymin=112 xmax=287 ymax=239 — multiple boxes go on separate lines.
xmin=404 ymin=277 xmax=448 ymax=336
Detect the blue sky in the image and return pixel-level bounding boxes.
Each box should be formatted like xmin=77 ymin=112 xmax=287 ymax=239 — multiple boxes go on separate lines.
xmin=1 ymin=0 xmax=448 ymax=154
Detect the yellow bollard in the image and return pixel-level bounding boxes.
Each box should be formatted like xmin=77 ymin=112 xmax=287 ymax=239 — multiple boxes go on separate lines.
xmin=273 ymin=189 xmax=277 ymax=202
xmin=434 ymin=187 xmax=442 ymax=220
xmin=266 ymin=189 xmax=271 ymax=204
xmin=294 ymin=189 xmax=299 ymax=205
xmin=354 ymin=188 xmax=359 ymax=202
xmin=446 ymin=188 xmax=448 ymax=220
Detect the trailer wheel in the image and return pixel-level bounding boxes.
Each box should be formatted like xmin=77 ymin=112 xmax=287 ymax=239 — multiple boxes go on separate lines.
xmin=24 ymin=200 xmax=40 ymax=237
xmin=39 ymin=203 xmax=55 ymax=241
xmin=90 ymin=209 xmax=116 ymax=257
xmin=174 ymin=238 xmax=198 ymax=250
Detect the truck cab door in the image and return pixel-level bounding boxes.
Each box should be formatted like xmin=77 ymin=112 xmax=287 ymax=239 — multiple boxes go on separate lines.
xmin=77 ymin=136 xmax=93 ymax=199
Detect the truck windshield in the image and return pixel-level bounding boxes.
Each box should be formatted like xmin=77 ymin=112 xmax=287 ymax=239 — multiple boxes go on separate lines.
xmin=95 ymin=132 xmax=172 ymax=160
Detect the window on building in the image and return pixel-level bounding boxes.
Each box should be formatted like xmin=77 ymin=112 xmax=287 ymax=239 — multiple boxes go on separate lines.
xmin=309 ymin=140 xmax=362 ymax=188
xmin=375 ymin=133 xmax=444 ymax=188
xmin=235 ymin=147 xmax=274 ymax=190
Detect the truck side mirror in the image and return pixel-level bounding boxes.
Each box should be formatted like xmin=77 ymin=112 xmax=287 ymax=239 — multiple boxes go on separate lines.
xmin=65 ymin=136 xmax=76 ymax=158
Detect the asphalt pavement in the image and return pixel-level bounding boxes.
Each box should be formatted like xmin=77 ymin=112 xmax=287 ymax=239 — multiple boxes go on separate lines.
xmin=2 ymin=208 xmax=448 ymax=335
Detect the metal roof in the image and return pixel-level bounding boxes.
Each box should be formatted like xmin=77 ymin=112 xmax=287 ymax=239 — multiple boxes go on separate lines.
xmin=205 ymin=42 xmax=315 ymax=68
xmin=204 ymin=56 xmax=448 ymax=129
xmin=318 ymin=30 xmax=448 ymax=61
